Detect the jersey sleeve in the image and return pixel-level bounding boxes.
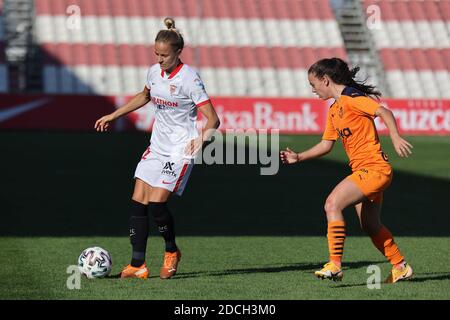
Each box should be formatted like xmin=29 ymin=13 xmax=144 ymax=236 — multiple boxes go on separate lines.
xmin=348 ymin=96 xmax=380 ymax=117
xmin=322 ymin=109 xmax=338 ymax=141
xmin=188 ymin=73 xmax=210 ymax=107
xmin=145 ymin=67 xmax=152 ymax=91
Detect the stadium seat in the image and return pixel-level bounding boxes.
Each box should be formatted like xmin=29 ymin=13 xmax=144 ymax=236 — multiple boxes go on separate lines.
xmin=230 ymin=68 xmax=248 ymax=96
xmin=33 ymin=0 xmax=347 ymax=97
xmin=106 ymin=66 xmax=123 ymax=95
xmin=363 ymin=0 xmax=450 ymax=98
xmin=89 ymin=66 xmax=107 ymax=94
xmin=59 ymin=66 xmax=75 ymax=93
xmin=84 ymin=17 xmax=100 ymax=44
xmin=72 ymin=65 xmax=91 ymax=94
xmin=98 ymin=17 xmax=115 ymax=44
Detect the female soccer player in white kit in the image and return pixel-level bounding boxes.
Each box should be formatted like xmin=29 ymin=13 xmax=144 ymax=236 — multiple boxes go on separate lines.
xmin=95 ymin=18 xmax=220 ymax=279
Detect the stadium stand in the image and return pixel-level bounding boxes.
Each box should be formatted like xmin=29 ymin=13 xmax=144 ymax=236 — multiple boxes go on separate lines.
xmin=33 ymin=0 xmax=347 ymax=97
xmin=2 ymin=0 xmax=447 ymax=98
xmin=363 ymin=0 xmax=450 ymax=98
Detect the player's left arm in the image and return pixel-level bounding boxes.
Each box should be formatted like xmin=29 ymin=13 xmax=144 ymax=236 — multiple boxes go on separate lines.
xmin=375 ymin=106 xmax=413 ymax=158
xmin=185 ymin=102 xmax=220 ymax=156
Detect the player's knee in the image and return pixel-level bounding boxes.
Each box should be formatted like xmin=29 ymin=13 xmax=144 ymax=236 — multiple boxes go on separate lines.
xmin=132 ymin=180 xmax=151 ymax=204
xmin=324 ymin=196 xmax=339 ymax=214
xmin=131 ymin=191 xmax=147 ymax=204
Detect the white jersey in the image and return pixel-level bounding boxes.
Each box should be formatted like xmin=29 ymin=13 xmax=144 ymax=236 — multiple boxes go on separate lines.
xmin=146 ymin=62 xmax=210 ymax=158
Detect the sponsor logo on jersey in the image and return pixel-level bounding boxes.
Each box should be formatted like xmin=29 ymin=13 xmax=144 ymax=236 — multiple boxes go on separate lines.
xmin=337 ymin=127 xmax=352 ymax=139
xmin=151 ymin=96 xmax=178 ymax=107
xmin=169 ymin=85 xmax=177 ymax=95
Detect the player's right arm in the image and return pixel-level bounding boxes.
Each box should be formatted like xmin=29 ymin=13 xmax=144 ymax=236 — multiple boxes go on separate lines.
xmin=94 ymin=86 xmax=150 ymax=132
xmin=281 ymin=106 xmax=337 ymax=164
xmin=280 ymin=140 xmax=335 ymax=164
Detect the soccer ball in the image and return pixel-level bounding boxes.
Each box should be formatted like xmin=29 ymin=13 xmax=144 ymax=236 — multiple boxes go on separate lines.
xmin=78 ymin=246 xmax=112 ymax=279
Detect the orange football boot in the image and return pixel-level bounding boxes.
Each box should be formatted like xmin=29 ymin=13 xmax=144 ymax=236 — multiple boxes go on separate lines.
xmin=120 ymin=263 xmax=149 ymax=279
xmin=160 ymin=250 xmax=181 ymax=279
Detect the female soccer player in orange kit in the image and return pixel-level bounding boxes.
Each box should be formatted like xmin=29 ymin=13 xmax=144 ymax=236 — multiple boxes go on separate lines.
xmin=280 ymin=58 xmax=413 ymax=283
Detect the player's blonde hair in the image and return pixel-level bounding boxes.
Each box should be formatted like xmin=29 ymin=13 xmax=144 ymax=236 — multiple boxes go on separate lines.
xmin=155 ymin=17 xmax=184 ymax=52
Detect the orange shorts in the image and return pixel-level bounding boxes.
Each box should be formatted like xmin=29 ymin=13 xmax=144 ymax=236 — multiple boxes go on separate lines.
xmin=347 ymin=168 xmax=393 ymax=203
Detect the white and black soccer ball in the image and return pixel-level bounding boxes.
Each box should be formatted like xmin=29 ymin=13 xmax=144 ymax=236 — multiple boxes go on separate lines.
xmin=78 ymin=247 xmax=112 ymax=279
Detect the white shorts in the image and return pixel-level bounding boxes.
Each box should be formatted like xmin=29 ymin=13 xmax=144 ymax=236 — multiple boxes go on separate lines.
xmin=134 ymin=146 xmax=194 ymax=196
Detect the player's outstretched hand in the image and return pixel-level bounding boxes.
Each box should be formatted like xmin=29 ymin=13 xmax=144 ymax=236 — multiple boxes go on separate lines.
xmin=94 ymin=114 xmax=114 ymax=132
xmin=392 ymin=135 xmax=413 ymax=158
xmin=280 ymin=147 xmax=299 ymax=164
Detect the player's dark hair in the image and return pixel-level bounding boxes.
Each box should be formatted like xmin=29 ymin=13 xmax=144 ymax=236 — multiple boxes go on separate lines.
xmin=155 ymin=17 xmax=184 ymax=52
xmin=308 ymin=57 xmax=382 ymax=100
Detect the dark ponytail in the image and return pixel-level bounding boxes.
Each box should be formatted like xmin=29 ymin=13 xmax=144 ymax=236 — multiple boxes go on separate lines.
xmin=308 ymin=57 xmax=382 ymax=99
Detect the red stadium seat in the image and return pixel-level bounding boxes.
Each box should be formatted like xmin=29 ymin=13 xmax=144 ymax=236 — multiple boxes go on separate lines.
xmin=437 ymin=0 xmax=450 ymax=20
xmin=72 ymin=43 xmax=89 ymax=65
xmin=271 ymin=47 xmax=289 ymax=69
xmin=241 ymin=47 xmax=258 ymax=68
xmin=397 ymin=48 xmax=414 ymax=71
xmin=224 ymin=46 xmax=241 ymax=68
xmin=286 ymin=47 xmax=303 ymax=69
xmin=422 ymin=0 xmax=441 ymax=20
xmin=87 ymin=44 xmax=102 ymax=65
xmin=273 ymin=0 xmax=290 ymax=19
xmin=379 ymin=49 xmax=397 ymax=71
xmin=215 ymin=0 xmax=231 ymax=18
xmin=34 ymin=0 xmax=51 ymax=15
xmin=228 ymin=0 xmax=245 ymax=19
xmin=411 ymin=48 xmax=430 ymax=70
xmin=425 ymin=49 xmax=446 ymax=71
xmin=118 ymin=45 xmax=135 ymax=65
xmin=378 ymin=0 xmax=396 ymax=21
xmin=94 ymin=0 xmax=108 ymax=15
xmin=303 ymin=0 xmax=321 ymax=20
xmin=256 ymin=47 xmax=272 ymax=68
xmin=392 ymin=0 xmax=412 ymax=21
xmin=286 ymin=0 xmax=305 ymax=19
xmin=241 ymin=0 xmax=259 ymax=18
xmin=210 ymin=46 xmax=228 ymax=68
xmin=103 ymin=44 xmax=118 ymax=66
xmin=319 ymin=0 xmax=335 ymax=20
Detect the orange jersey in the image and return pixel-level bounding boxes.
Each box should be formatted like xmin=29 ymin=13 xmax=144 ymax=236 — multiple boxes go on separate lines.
xmin=322 ymin=87 xmax=391 ymax=172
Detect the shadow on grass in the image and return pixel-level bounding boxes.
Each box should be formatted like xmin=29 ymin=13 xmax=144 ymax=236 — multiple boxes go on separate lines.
xmin=169 ymin=260 xmax=385 ymax=279
xmin=408 ymin=273 xmax=450 ymax=283
xmin=2 ymin=132 xmax=449 ymax=237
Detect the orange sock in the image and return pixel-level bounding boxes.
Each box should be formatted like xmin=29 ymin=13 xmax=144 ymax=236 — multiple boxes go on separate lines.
xmin=327 ymin=220 xmax=346 ymax=267
xmin=370 ymin=225 xmax=404 ymax=266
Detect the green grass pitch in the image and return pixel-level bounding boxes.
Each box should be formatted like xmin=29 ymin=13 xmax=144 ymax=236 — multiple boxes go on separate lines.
xmin=1 ymin=132 xmax=449 ymax=299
